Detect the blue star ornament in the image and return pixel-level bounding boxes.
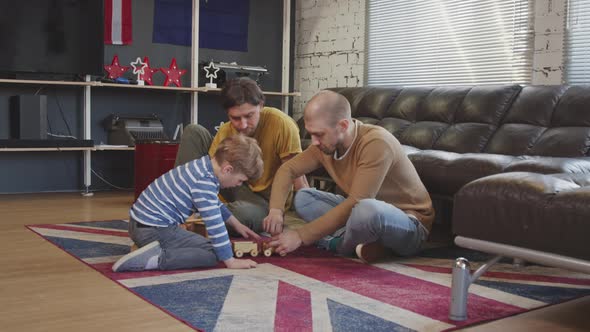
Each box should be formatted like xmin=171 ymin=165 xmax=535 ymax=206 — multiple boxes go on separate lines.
xmin=203 ymin=62 xmax=220 ymax=88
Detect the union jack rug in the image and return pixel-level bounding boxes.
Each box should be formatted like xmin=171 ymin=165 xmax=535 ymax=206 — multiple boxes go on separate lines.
xmin=27 ymin=220 xmax=590 ymax=332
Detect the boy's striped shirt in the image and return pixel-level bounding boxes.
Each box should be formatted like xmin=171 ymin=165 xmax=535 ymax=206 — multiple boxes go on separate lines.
xmin=130 ymin=156 xmax=233 ymax=261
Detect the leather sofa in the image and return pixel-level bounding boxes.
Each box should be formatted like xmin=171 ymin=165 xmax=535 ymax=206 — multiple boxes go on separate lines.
xmin=299 ymin=85 xmax=590 ymax=198
xmin=299 ymin=85 xmax=590 ymax=321
xmin=298 ymin=84 xmax=590 ymax=264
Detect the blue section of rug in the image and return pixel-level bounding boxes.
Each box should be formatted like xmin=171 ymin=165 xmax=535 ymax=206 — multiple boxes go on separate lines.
xmin=131 ymin=276 xmax=233 ymax=331
xmin=327 ymin=298 xmax=415 ymax=332
xmin=73 ymin=220 xmax=130 ymax=230
xmin=475 ymin=279 xmax=590 ymax=303
xmin=45 ymin=236 xmax=130 ymax=259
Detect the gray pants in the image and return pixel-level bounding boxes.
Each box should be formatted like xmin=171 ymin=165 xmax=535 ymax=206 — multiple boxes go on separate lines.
xmin=175 ymin=124 xmax=269 ymax=233
xmin=128 ymin=218 xmax=217 ymax=270
xmin=294 ymin=188 xmax=428 ymax=256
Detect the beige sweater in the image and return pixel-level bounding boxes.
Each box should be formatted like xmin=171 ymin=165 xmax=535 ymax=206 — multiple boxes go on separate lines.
xmin=269 ymin=121 xmax=434 ymax=245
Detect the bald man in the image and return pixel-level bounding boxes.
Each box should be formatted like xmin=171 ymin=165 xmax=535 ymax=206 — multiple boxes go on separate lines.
xmin=263 ymin=90 xmax=434 ymax=263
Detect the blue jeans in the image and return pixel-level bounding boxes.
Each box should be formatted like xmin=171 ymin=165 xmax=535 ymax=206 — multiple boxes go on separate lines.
xmin=128 ymin=217 xmax=217 ymax=270
xmin=293 ymin=188 xmax=428 ymax=256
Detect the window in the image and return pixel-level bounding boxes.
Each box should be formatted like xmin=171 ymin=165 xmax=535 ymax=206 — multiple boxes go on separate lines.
xmin=564 ymin=0 xmax=590 ymax=84
xmin=367 ymin=0 xmax=534 ymax=87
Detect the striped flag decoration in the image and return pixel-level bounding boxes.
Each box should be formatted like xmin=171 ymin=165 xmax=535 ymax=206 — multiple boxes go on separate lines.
xmin=104 ymin=0 xmax=132 ymax=45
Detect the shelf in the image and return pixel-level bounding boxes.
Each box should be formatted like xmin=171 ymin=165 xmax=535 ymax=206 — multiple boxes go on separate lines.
xmin=199 ymin=86 xmax=301 ymax=97
xmin=0 ymin=146 xmax=135 ymax=152
xmin=0 ymin=78 xmax=300 ymax=96
xmin=96 ymin=82 xmax=200 ymax=92
xmin=0 ymin=147 xmax=94 ymax=152
xmin=0 ymin=78 xmax=94 ymax=87
xmin=94 ymin=145 xmax=135 ymax=151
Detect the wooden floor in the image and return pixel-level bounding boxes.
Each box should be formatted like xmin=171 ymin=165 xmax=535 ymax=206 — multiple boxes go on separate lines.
xmin=1 ymin=192 xmax=589 ymax=331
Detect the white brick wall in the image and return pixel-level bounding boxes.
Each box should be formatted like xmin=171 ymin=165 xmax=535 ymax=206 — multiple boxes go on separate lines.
xmin=292 ymin=0 xmax=567 ymax=119
xmin=532 ymin=0 xmax=566 ymax=85
xmin=293 ymin=0 xmax=365 ymax=120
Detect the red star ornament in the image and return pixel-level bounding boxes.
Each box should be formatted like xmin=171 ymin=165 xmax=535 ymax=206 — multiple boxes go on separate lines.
xmin=104 ymin=55 xmax=130 ymax=79
xmin=160 ymin=58 xmax=187 ymax=87
xmin=139 ymin=57 xmax=159 ymax=86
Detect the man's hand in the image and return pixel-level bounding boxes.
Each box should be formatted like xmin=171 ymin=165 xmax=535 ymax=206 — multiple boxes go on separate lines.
xmin=269 ymin=229 xmax=303 ymax=256
xmin=263 ymin=208 xmax=285 ymax=235
xmin=227 ymin=216 xmax=261 ymax=240
xmin=224 ymin=257 xmax=257 ymax=269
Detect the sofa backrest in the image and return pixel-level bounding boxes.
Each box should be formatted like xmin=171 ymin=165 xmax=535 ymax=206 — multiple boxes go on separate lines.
xmin=486 ymin=86 xmax=590 ymax=157
xmin=299 ymin=85 xmax=590 ymax=157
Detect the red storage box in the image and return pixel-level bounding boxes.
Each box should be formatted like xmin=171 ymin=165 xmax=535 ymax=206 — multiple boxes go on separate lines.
xmin=134 ymin=142 xmax=179 ymax=200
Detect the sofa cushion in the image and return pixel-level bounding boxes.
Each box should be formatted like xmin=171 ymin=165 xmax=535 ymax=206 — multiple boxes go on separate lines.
xmin=453 ymin=172 xmax=590 ymax=260
xmin=386 ymin=87 xmax=434 ymax=120
xmin=399 ymin=87 xmax=469 ymax=149
xmin=505 ymin=156 xmax=590 ymax=174
xmin=355 ymin=88 xmax=402 ymax=119
xmin=484 ymin=124 xmax=546 ymax=156
xmin=409 ymin=151 xmax=515 ymax=196
xmin=551 ymin=86 xmax=590 ymax=127
xmin=528 ymin=127 xmax=590 ymax=157
xmin=433 ymin=85 xmax=521 ymax=153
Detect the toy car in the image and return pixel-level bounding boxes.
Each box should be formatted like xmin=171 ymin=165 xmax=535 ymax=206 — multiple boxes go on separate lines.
xmin=261 ymin=242 xmax=275 ymax=257
xmin=233 ymin=241 xmax=259 ymax=257
xmin=232 ymin=240 xmax=277 ymax=257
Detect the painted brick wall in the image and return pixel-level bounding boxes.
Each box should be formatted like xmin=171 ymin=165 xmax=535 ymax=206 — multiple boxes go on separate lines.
xmin=293 ymin=0 xmax=365 ymax=120
xmin=292 ymin=0 xmax=566 ymax=119
xmin=532 ymin=0 xmax=566 ymax=85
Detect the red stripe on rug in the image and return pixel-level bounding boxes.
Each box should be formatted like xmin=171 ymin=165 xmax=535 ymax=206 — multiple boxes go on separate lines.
xmin=275 ymin=281 xmax=313 ymax=332
xmin=405 ymin=264 xmax=590 ymax=286
xmin=271 ymin=256 xmax=523 ymax=326
xmin=31 ymin=224 xmax=129 ymax=237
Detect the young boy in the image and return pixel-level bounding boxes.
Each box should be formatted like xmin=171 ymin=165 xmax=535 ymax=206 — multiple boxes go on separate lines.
xmin=112 ymin=135 xmax=263 ymax=272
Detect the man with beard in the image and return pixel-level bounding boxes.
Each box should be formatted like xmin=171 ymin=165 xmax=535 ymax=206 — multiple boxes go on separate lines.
xmin=264 ymin=90 xmax=434 ymax=263
xmin=175 ymin=77 xmax=308 ymax=233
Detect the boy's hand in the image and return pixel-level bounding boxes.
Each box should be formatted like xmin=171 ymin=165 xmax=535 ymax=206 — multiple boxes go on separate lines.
xmin=224 ymin=257 xmax=257 ymax=269
xmin=263 ymin=208 xmax=284 ymax=235
xmin=227 ymin=216 xmax=261 ymax=240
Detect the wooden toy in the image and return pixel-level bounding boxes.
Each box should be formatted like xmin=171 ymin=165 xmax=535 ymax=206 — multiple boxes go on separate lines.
xmin=262 ymin=242 xmax=275 ymax=257
xmin=233 ymin=241 xmax=259 ymax=257
xmin=232 ymin=240 xmax=286 ymax=257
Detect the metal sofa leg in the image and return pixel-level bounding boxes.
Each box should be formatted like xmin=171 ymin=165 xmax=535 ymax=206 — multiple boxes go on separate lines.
xmin=449 ymin=255 xmax=503 ymax=321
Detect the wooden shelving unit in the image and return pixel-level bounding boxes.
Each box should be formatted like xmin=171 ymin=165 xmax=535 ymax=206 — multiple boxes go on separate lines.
xmin=0 ymin=147 xmax=94 ymax=152
xmin=0 ymin=78 xmax=299 ymax=96
xmin=0 ymin=146 xmax=135 ymax=152
xmin=1 ymin=0 xmax=294 ymax=195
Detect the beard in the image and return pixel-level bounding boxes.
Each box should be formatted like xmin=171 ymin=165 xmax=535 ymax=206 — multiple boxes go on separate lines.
xmin=237 ymin=127 xmax=256 ymax=137
xmin=318 ymin=144 xmax=336 ymax=155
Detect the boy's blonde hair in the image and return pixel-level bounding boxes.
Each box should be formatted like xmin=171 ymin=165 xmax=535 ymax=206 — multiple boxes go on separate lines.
xmin=213 ymin=134 xmax=263 ymax=180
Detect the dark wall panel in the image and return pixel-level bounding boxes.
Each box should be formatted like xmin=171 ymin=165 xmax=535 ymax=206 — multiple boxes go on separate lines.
xmin=0 ymin=0 xmax=285 ymax=194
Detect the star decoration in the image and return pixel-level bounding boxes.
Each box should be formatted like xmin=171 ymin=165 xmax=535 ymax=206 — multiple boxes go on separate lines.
xmin=214 ymin=121 xmax=225 ymax=132
xmin=130 ymin=57 xmax=147 ymax=76
xmin=160 ymin=58 xmax=187 ymax=87
xmin=137 ymin=57 xmax=159 ymax=86
xmin=204 ymin=62 xmax=220 ymax=81
xmin=104 ymin=55 xmax=130 ymax=79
